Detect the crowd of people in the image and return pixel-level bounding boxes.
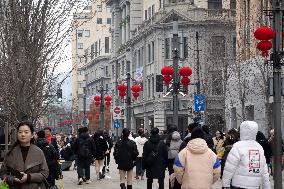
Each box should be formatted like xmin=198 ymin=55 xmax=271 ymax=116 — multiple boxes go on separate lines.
xmin=0 ymin=120 xmax=279 ymax=189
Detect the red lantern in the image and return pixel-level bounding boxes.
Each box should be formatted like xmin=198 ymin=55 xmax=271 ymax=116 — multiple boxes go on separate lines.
xmin=256 ymin=40 xmax=272 ymax=51
xmin=254 ymin=26 xmax=275 ymax=40
xmin=119 ymin=91 xmax=126 ymax=99
xmin=117 ymin=84 xmax=127 ymax=91
xmin=95 ymin=101 xmax=100 ymax=106
xmin=162 ymin=75 xmax=172 ymax=83
xmin=104 ymin=95 xmax=112 ymax=101
xmin=132 ymin=92 xmax=139 ymax=99
xmin=131 ymin=85 xmax=141 ymax=93
xmin=181 ymin=77 xmax=190 ymax=86
xmin=161 ymin=66 xmax=174 ymax=75
xmin=261 ymin=50 xmax=269 ymax=57
xmin=95 ymin=113 xmax=100 ymax=120
xmin=105 ymin=101 xmax=111 ymax=106
xmin=179 ymin=67 xmax=193 ymax=77
xmin=94 ymin=95 xmax=101 ymax=101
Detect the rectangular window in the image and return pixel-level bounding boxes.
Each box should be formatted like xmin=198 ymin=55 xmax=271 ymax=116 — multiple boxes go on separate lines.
xmin=107 ymin=18 xmax=111 ymax=24
xmin=77 ymin=30 xmax=83 ymax=37
xmin=97 ymin=18 xmax=102 ymax=24
xmin=233 ymin=36 xmax=236 ymax=57
xmin=97 ymin=5 xmax=102 ymax=12
xmin=230 ymin=0 xmax=236 ymax=9
xmin=208 ymin=0 xmax=222 ymax=9
xmin=148 ymin=44 xmax=151 ymax=63
xmin=148 ymin=78 xmax=151 ymax=99
xmin=122 ymin=61 xmax=125 ymax=76
xmin=165 ymin=38 xmax=170 ymax=59
xmin=112 ymin=65 xmax=115 ymax=78
xmin=84 ymin=30 xmax=90 ymax=37
xmin=152 ymin=77 xmax=155 ymax=98
xmin=95 ymin=41 xmax=98 ymax=57
xmin=99 ymin=39 xmax=101 ymax=55
xmin=91 ymin=44 xmax=94 ymax=60
xmin=78 ymin=43 xmax=83 ymax=49
xmin=183 ymin=37 xmax=188 ymax=58
xmin=105 ymin=37 xmax=109 ymax=53
xmin=151 ymin=41 xmax=155 ymax=62
xmin=105 ymin=66 xmax=109 ymax=77
xmin=245 ymin=105 xmax=254 ymax=121
xmin=152 ymin=4 xmax=155 ymax=16
xmin=211 ymin=36 xmax=225 ymax=57
xmin=138 ymin=50 xmax=141 ymax=67
xmin=148 ymin=7 xmax=151 ymax=18
xmin=145 ymin=10 xmax=147 ymax=20
xmin=211 ymin=71 xmax=223 ymax=95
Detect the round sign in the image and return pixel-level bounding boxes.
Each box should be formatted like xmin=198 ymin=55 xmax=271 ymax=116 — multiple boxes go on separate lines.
xmin=114 ymin=107 xmax=121 ymax=114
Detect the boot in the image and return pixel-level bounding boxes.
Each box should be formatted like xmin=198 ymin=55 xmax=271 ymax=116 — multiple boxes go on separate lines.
xmin=127 ymin=185 xmax=132 ymax=189
xmin=120 ymin=183 xmax=126 ymax=189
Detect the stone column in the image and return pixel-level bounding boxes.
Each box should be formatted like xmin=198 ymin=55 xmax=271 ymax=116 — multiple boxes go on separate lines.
xmin=125 ymin=2 xmax=130 ymax=42
xmin=121 ymin=6 xmax=126 ymax=44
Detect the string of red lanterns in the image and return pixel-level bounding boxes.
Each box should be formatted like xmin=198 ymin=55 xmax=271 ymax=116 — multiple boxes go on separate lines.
xmin=254 ymin=26 xmax=275 ymax=57
xmin=161 ymin=66 xmax=192 ymax=87
xmin=117 ymin=84 xmax=141 ymax=100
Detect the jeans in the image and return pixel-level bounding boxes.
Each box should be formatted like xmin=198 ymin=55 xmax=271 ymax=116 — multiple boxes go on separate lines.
xmin=147 ymin=178 xmax=164 ymax=189
xmin=77 ymin=160 xmax=90 ymax=180
xmin=47 ymin=171 xmax=55 ymax=186
xmin=136 ymin=157 xmax=145 ymax=176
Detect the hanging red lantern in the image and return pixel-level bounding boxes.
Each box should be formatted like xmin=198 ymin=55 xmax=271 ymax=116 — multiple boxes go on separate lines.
xmin=131 ymin=85 xmax=141 ymax=93
xmin=181 ymin=77 xmax=190 ymax=86
xmin=254 ymin=26 xmax=275 ymax=40
xmin=179 ymin=67 xmax=193 ymax=77
xmin=105 ymin=101 xmax=111 ymax=106
xmin=162 ymin=75 xmax=172 ymax=83
xmin=117 ymin=84 xmax=127 ymax=91
xmin=119 ymin=91 xmax=127 ymax=99
xmin=95 ymin=113 xmax=100 ymax=120
xmin=161 ymin=66 xmax=174 ymax=75
xmin=94 ymin=95 xmax=101 ymax=101
xmin=132 ymin=92 xmax=139 ymax=99
xmin=261 ymin=50 xmax=269 ymax=57
xmin=104 ymin=95 xmax=112 ymax=101
xmin=256 ymin=40 xmax=272 ymax=51
xmin=95 ymin=101 xmax=100 ymax=106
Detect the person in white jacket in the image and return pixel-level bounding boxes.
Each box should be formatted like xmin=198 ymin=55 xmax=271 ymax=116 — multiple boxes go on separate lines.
xmin=134 ymin=128 xmax=148 ymax=180
xmin=222 ymin=121 xmax=271 ymax=189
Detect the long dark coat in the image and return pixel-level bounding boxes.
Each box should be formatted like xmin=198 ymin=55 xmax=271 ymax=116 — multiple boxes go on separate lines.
xmin=142 ymin=135 xmax=168 ymax=179
xmin=93 ymin=133 xmax=108 ymax=160
xmin=113 ymin=138 xmax=138 ymax=171
xmin=0 ymin=144 xmax=49 ymax=189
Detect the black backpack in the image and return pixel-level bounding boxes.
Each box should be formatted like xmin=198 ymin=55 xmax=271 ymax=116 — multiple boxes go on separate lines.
xmin=145 ymin=141 xmax=161 ymax=165
xmin=42 ymin=144 xmax=58 ymax=167
xmin=78 ymin=139 xmax=91 ymax=158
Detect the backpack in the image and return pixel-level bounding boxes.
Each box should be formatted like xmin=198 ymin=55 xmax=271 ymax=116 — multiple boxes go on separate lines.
xmin=78 ymin=139 xmax=91 ymax=158
xmin=42 ymin=144 xmax=58 ymax=167
xmin=145 ymin=141 xmax=161 ymax=165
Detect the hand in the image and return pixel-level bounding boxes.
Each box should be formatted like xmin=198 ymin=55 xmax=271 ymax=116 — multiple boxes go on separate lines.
xmin=17 ymin=172 xmax=27 ymax=183
xmin=105 ymin=150 xmax=109 ymax=154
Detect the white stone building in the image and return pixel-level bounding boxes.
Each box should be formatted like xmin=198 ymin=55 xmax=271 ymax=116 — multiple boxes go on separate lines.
xmin=106 ymin=0 xmax=236 ymax=134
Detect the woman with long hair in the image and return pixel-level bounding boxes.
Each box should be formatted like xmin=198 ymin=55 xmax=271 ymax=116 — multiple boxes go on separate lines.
xmin=113 ymin=128 xmax=138 ymax=189
xmin=0 ymin=121 xmax=49 ymax=189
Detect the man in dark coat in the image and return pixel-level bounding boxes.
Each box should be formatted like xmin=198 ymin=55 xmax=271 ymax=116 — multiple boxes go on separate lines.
xmin=103 ymin=130 xmax=113 ymax=173
xmin=143 ymin=127 xmax=168 ymax=189
xmin=44 ymin=127 xmax=59 ymax=153
xmin=72 ymin=127 xmax=96 ymax=185
xmin=201 ymin=125 xmax=214 ymax=150
xmin=35 ymin=130 xmax=59 ymax=187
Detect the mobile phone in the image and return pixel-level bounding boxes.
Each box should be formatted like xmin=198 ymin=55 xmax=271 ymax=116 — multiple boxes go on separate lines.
xmin=7 ymin=167 xmax=24 ymax=180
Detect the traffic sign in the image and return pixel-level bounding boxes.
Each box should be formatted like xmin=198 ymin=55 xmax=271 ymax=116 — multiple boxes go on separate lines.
xmin=114 ymin=120 xmax=121 ymax=129
xmin=81 ymin=117 xmax=89 ymax=127
xmin=113 ymin=106 xmax=122 ymax=119
xmin=194 ymin=94 xmax=204 ymax=112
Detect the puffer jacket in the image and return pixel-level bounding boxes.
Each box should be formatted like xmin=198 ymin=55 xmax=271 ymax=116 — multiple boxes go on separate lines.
xmin=173 ymin=138 xmax=221 ymax=189
xmin=222 ymin=121 xmax=271 ymax=189
xmin=168 ymin=131 xmax=182 ymax=159
xmin=134 ymin=136 xmax=148 ymax=157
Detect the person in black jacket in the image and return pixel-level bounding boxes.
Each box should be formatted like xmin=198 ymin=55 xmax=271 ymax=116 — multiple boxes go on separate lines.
xmin=72 ymin=127 xmax=96 ymax=185
xmin=143 ymin=127 xmax=168 ymax=189
xmin=201 ymin=125 xmax=214 ymax=150
xmin=103 ymin=130 xmax=113 ymax=173
xmin=114 ymin=128 xmax=138 ymax=189
xmin=35 ymin=130 xmax=60 ymax=187
xmin=256 ymin=131 xmax=272 ymax=165
xmin=93 ymin=129 xmax=108 ymax=180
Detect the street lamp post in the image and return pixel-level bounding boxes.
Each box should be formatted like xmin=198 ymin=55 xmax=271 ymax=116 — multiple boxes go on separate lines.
xmin=126 ymin=68 xmax=131 ymax=130
xmin=99 ymin=79 xmax=105 ymax=128
xmin=172 ymin=18 xmax=179 ymax=128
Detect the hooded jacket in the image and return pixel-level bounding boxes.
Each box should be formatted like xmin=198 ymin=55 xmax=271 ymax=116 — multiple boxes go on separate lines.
xmin=173 ymin=138 xmax=221 ymax=189
xmin=222 ymin=121 xmax=271 ymax=189
xmin=168 ymin=131 xmax=183 ymax=159
xmin=72 ymin=132 xmax=96 ymax=162
xmin=134 ymin=136 xmax=148 ymax=157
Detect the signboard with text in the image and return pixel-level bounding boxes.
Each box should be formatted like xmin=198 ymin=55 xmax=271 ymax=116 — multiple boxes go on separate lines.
xmin=194 ymin=94 xmax=204 ymax=112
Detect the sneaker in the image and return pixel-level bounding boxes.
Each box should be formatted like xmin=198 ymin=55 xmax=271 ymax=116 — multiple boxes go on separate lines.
xmin=106 ymin=166 xmax=109 ymax=172
xmin=85 ymin=180 xmax=91 ymax=184
xmin=99 ymin=172 xmax=105 ymax=179
xmin=97 ymin=173 xmax=100 ymax=180
xmin=78 ymin=178 xmax=83 ymax=185
xmin=82 ymin=177 xmax=86 ymax=182
xmin=135 ymin=176 xmax=139 ymax=179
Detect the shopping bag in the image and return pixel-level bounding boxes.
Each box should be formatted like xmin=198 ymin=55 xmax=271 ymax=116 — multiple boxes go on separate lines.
xmin=0 ymin=180 xmax=9 ymax=189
